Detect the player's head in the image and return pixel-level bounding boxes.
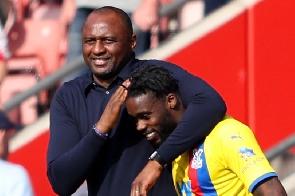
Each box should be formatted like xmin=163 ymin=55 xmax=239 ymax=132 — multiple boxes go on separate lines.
xmin=126 ymin=65 xmax=185 ymax=147
xmin=82 ymin=6 xmax=136 ymax=84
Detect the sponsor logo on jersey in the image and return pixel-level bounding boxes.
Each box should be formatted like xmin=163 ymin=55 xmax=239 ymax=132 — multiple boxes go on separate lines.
xmin=239 ymin=147 xmax=255 ymax=161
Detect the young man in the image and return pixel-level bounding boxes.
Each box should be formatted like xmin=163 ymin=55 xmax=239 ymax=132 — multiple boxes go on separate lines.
xmin=120 ymin=65 xmax=287 ymax=196
xmin=47 ymin=6 xmax=226 ymax=195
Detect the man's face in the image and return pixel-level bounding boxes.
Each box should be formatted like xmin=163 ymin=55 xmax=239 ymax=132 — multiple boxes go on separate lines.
xmin=82 ymin=12 xmax=136 ymax=82
xmin=126 ymin=93 xmax=177 ymax=147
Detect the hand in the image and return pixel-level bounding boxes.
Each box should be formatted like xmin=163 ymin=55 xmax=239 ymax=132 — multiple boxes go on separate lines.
xmin=132 ymin=0 xmax=159 ymax=31
xmin=95 ymin=80 xmax=130 ymax=132
xmin=130 ymin=160 xmax=163 ymax=196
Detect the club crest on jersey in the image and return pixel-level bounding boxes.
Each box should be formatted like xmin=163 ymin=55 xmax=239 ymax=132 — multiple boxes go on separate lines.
xmin=191 ymin=149 xmax=203 ymax=169
xmin=239 ymin=147 xmax=255 ymax=161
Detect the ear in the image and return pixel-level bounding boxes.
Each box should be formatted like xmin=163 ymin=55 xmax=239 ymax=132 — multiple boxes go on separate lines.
xmin=131 ymin=34 xmax=137 ymax=50
xmin=166 ymin=93 xmax=177 ymax=109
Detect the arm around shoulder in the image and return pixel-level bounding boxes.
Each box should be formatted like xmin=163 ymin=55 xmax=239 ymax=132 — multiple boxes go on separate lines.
xmin=157 ymin=64 xmax=227 ymax=163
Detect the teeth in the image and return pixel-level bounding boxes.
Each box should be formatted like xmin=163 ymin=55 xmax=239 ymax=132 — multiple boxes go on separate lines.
xmin=146 ymin=132 xmax=155 ymax=138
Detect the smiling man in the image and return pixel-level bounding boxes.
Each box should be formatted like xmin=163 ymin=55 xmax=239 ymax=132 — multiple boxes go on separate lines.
xmin=47 ymin=6 xmax=227 ymax=196
xmin=123 ymin=65 xmax=287 ymax=196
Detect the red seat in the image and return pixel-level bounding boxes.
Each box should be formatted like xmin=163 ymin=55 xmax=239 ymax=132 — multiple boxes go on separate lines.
xmin=1 ymin=71 xmax=38 ymax=125
xmin=8 ymin=19 xmax=64 ymax=76
xmin=2 ymin=0 xmax=69 ymax=125
xmin=3 ymin=18 xmax=65 ymax=125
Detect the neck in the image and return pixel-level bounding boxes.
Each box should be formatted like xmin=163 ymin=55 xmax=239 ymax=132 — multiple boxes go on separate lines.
xmin=93 ymin=76 xmax=113 ymax=89
xmin=175 ymin=107 xmax=185 ymax=124
xmin=172 ymin=96 xmax=186 ymax=123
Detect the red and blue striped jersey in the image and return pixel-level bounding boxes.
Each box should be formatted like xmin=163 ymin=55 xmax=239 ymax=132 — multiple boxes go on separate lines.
xmin=172 ymin=116 xmax=277 ymax=196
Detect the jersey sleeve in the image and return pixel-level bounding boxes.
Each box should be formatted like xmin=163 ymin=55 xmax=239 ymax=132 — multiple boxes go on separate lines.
xmin=215 ymin=117 xmax=277 ymax=193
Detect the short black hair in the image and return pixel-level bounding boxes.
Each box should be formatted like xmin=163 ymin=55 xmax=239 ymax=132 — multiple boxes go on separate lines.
xmin=93 ymin=6 xmax=133 ymax=38
xmin=127 ymin=65 xmax=179 ymax=100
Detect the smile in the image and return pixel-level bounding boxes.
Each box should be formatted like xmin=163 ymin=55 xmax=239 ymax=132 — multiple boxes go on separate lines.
xmin=146 ymin=132 xmax=155 ymax=139
xmin=92 ymin=58 xmax=109 ymax=66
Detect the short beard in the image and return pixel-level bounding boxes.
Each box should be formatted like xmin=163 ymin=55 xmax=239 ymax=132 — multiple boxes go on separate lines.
xmin=153 ymin=108 xmax=177 ymax=148
xmin=93 ymin=69 xmax=114 ymax=80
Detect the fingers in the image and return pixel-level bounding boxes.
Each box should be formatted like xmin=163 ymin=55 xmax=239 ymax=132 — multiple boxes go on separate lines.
xmin=123 ymin=79 xmax=131 ymax=88
xmin=119 ymin=83 xmax=128 ymax=90
xmin=96 ymin=82 xmax=128 ymax=131
xmin=130 ymin=161 xmax=163 ymax=196
xmin=130 ymin=184 xmax=147 ymax=196
xmin=130 ymin=174 xmax=151 ymax=196
xmin=119 ymin=79 xmax=130 ymax=90
xmin=112 ymin=81 xmax=128 ymax=101
xmin=95 ymin=80 xmax=130 ymax=132
xmin=113 ymin=80 xmax=130 ymax=102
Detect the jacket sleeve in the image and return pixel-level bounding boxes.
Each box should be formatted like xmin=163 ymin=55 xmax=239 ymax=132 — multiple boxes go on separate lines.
xmin=46 ymin=85 xmax=105 ymax=195
xmin=154 ymin=60 xmax=227 ymax=163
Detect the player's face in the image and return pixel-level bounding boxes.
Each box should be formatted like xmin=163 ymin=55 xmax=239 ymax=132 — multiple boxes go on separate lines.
xmin=82 ymin=12 xmax=136 ymax=83
xmin=126 ymin=93 xmax=177 ymax=147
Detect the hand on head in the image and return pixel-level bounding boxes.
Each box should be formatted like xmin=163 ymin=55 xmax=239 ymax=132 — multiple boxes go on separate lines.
xmin=95 ymin=79 xmax=130 ymax=133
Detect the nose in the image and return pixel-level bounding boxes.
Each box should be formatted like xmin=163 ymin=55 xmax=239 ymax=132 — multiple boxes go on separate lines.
xmin=136 ymin=120 xmax=147 ymax=132
xmin=92 ymin=40 xmax=106 ymax=54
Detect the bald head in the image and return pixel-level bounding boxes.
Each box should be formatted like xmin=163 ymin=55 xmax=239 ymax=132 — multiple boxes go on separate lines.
xmin=85 ymin=6 xmax=134 ymax=39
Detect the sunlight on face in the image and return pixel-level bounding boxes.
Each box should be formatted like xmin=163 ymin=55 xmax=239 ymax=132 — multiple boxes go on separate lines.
xmin=91 ymin=24 xmax=100 ymax=36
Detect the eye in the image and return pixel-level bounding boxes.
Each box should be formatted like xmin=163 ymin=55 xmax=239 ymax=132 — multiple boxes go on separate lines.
xmin=84 ymin=39 xmax=95 ymax=45
xmin=141 ymin=114 xmax=150 ymax=120
xmin=103 ymin=38 xmax=116 ymax=44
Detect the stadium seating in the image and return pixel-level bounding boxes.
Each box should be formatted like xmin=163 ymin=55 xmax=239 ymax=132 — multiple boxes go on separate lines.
xmin=1 ymin=0 xmax=67 ymax=125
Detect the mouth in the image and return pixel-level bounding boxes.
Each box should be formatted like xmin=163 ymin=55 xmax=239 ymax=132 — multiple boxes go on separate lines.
xmin=91 ymin=57 xmax=110 ymax=66
xmin=143 ymin=130 xmax=158 ymax=142
xmin=146 ymin=132 xmax=155 ymax=139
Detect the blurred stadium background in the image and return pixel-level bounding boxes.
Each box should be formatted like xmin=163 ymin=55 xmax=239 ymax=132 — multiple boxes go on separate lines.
xmin=1 ymin=0 xmax=295 ymax=195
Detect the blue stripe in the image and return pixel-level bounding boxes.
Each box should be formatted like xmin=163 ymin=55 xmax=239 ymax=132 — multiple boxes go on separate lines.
xmin=197 ymin=143 xmax=218 ymax=195
xmin=249 ymin=172 xmax=277 ymax=192
xmin=177 ymin=181 xmax=193 ymax=196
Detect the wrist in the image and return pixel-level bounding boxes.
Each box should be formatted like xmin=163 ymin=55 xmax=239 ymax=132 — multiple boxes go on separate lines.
xmin=147 ymin=158 xmax=164 ymax=172
xmin=93 ymin=124 xmax=109 ymax=139
xmin=149 ymin=151 xmax=167 ymax=168
xmin=94 ymin=122 xmax=110 ymax=133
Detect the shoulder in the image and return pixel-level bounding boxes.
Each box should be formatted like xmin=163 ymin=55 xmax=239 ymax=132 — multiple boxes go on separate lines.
xmin=140 ymin=59 xmax=177 ymax=69
xmin=0 ymin=161 xmax=30 ymax=179
xmin=1 ymin=163 xmax=34 ymax=195
xmin=139 ymin=59 xmax=191 ymax=76
xmin=211 ymin=116 xmax=252 ymax=137
xmin=54 ymin=76 xmax=88 ymax=99
xmin=0 ymin=161 xmax=32 ymax=188
xmin=206 ymin=116 xmax=254 ymax=148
